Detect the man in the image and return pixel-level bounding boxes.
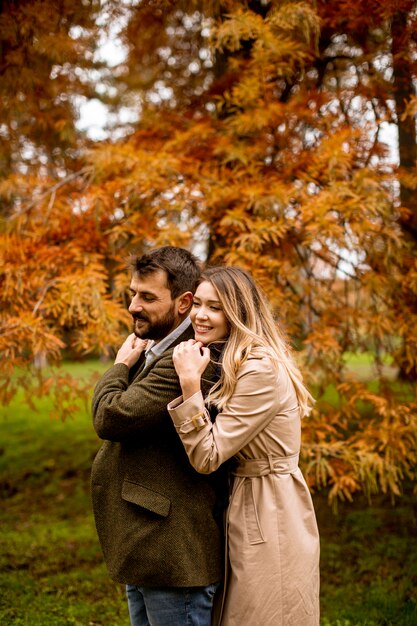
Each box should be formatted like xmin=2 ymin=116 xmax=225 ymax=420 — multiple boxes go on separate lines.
xmin=91 ymin=246 xmax=224 ymax=626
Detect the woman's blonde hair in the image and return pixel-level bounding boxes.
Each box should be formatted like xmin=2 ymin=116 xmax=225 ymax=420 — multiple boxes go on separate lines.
xmin=201 ymin=266 xmax=314 ymax=417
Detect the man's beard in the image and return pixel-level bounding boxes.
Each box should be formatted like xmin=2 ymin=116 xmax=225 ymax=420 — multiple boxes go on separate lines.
xmin=132 ymin=304 xmax=176 ymax=341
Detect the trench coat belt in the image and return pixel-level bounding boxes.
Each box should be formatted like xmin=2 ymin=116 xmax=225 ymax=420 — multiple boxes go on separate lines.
xmin=232 ymin=453 xmax=299 ymax=477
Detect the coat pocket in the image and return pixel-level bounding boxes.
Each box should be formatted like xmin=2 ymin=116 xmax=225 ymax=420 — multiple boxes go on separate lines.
xmin=244 ymin=479 xmax=266 ymax=544
xmin=121 ymin=479 xmax=171 ymax=517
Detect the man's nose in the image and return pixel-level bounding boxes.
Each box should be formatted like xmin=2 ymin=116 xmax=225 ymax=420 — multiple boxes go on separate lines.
xmin=129 ymin=297 xmax=143 ymax=313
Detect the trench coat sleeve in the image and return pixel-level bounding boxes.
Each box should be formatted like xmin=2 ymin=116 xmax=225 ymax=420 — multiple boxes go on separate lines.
xmin=167 ymin=357 xmax=280 ymax=474
xmin=92 ymin=353 xmax=184 ymax=442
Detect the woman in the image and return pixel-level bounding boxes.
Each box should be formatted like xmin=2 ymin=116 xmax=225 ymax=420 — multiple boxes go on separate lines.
xmin=167 ymin=266 xmax=320 ymax=626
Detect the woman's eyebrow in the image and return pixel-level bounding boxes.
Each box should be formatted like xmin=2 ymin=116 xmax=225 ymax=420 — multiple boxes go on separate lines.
xmin=194 ymin=298 xmax=222 ymax=305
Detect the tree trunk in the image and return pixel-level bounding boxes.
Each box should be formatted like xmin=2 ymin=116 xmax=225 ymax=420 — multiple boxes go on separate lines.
xmin=391 ymin=6 xmax=417 ymax=380
xmin=392 ymin=7 xmax=417 ymax=238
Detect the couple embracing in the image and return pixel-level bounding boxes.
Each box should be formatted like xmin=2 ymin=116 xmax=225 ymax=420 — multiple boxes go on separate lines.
xmin=91 ymin=246 xmax=320 ymax=626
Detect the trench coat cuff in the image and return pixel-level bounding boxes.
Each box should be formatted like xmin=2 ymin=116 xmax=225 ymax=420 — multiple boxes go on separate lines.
xmin=167 ymin=391 xmax=210 ymax=433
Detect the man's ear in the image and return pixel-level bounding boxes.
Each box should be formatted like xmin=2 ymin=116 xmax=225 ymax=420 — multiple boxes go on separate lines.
xmin=177 ymin=291 xmax=193 ymax=315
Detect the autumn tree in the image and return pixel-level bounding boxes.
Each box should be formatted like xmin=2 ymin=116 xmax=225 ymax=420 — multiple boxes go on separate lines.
xmin=315 ymin=0 xmax=417 ymax=382
xmin=1 ymin=0 xmax=416 ymax=502
xmin=0 ymin=0 xmax=131 ymax=414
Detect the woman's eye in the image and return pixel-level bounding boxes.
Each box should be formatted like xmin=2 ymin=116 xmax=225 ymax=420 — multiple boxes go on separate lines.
xmin=192 ymin=301 xmax=200 ymax=307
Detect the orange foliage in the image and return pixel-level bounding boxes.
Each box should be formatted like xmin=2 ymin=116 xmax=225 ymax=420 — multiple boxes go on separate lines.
xmin=1 ymin=0 xmax=416 ymax=503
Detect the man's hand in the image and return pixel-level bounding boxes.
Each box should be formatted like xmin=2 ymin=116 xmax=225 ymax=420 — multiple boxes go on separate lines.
xmin=115 ymin=334 xmax=148 ymax=369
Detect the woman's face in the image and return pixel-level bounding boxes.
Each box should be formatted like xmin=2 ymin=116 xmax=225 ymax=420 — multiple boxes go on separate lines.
xmin=190 ymin=281 xmax=229 ymax=345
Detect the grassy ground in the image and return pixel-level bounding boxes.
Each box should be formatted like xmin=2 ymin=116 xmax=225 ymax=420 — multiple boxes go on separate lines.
xmin=0 ymin=362 xmax=129 ymax=625
xmin=342 ymin=351 xmax=397 ymax=381
xmin=315 ymin=495 xmax=417 ymax=626
xmin=1 ymin=360 xmax=416 ymax=625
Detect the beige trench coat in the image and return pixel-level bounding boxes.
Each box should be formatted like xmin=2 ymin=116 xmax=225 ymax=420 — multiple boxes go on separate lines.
xmin=168 ymin=351 xmax=320 ymax=626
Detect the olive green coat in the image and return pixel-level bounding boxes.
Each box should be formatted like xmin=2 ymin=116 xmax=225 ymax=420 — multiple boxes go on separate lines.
xmin=91 ymin=326 xmax=224 ymax=586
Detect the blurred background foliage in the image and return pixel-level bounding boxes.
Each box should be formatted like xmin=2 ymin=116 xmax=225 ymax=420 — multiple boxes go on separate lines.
xmin=1 ymin=0 xmax=417 ymax=505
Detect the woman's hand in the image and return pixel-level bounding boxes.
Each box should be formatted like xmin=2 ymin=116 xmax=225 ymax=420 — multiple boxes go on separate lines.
xmin=173 ymin=339 xmax=210 ymax=399
xmin=114 ymin=333 xmax=148 ymax=368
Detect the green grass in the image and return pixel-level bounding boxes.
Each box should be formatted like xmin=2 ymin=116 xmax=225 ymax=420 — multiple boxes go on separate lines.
xmin=314 ymin=495 xmax=417 ymax=625
xmin=1 ymin=361 xmax=129 ymax=626
xmin=1 ymin=359 xmax=417 ymax=625
xmin=313 ymin=351 xmax=411 ymax=407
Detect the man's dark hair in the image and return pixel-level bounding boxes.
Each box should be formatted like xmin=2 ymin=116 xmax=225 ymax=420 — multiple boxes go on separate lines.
xmin=129 ymin=246 xmax=201 ymax=298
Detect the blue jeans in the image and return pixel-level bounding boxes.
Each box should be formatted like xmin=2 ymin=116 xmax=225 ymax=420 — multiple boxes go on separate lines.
xmin=126 ymin=583 xmax=219 ymax=626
